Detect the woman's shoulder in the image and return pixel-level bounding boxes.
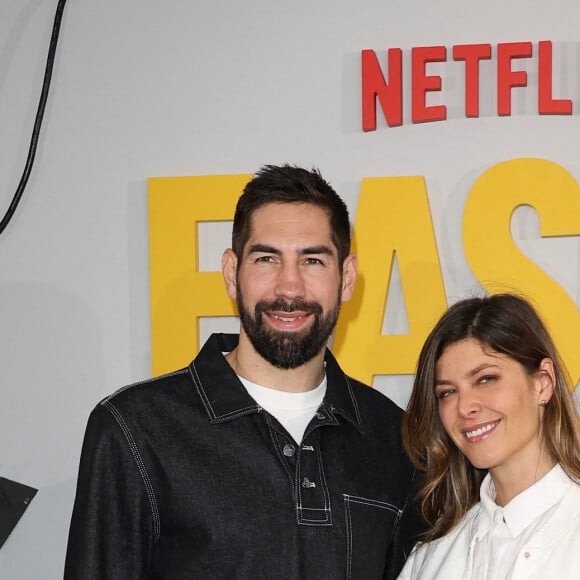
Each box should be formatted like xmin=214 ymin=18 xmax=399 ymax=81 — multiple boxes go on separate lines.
xmin=397 ymin=503 xmax=482 ymax=580
xmin=541 ymin=474 xmax=580 ymax=539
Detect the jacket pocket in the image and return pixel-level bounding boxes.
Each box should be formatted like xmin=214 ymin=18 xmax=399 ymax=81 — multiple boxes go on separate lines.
xmin=344 ymin=494 xmax=402 ymax=580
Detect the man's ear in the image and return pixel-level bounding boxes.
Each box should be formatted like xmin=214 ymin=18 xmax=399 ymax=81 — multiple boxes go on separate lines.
xmin=340 ymin=254 xmax=358 ymax=303
xmin=222 ymin=249 xmax=238 ymax=300
xmin=536 ymin=357 xmax=556 ymax=405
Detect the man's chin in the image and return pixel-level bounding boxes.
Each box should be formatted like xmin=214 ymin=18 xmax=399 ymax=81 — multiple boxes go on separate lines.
xmin=249 ymin=330 xmax=319 ymax=369
xmin=263 ymin=327 xmax=312 ymax=343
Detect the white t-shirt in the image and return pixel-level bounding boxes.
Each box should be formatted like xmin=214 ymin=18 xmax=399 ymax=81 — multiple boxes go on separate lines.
xmin=239 ymin=375 xmax=326 ymax=444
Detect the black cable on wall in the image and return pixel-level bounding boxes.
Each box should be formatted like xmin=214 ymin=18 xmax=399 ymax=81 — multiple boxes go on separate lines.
xmin=0 ymin=0 xmax=68 ymax=238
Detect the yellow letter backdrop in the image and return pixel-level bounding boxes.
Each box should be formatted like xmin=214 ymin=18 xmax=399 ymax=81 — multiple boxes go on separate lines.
xmin=149 ymin=161 xmax=580 ymax=390
xmin=148 ymin=174 xmax=251 ymax=376
xmin=334 ymin=176 xmax=448 ymax=385
xmin=463 ymin=158 xmax=580 ymax=389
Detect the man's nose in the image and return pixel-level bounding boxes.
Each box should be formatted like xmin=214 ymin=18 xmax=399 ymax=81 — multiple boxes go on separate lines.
xmin=274 ymin=261 xmax=306 ymax=299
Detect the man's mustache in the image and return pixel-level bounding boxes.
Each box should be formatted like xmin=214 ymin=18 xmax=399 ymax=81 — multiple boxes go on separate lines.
xmin=254 ymin=298 xmax=323 ymax=315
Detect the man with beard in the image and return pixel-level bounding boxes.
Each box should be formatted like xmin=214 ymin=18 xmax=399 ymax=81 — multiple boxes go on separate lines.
xmin=65 ymin=165 xmax=422 ymax=579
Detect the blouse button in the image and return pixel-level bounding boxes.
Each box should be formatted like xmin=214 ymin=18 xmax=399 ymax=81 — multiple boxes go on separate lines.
xmin=524 ymin=552 xmax=530 ymax=559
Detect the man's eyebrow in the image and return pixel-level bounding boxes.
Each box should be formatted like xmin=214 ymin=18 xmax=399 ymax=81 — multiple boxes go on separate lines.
xmin=247 ymin=244 xmax=280 ymax=255
xmin=300 ymin=245 xmax=335 ymax=256
xmin=247 ymin=244 xmax=335 ymax=256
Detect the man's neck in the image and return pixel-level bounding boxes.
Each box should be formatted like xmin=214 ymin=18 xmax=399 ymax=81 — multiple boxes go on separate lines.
xmin=225 ymin=334 xmax=326 ymax=393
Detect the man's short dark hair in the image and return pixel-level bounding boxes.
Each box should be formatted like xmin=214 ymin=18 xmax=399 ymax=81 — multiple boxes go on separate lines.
xmin=232 ymin=164 xmax=351 ymax=264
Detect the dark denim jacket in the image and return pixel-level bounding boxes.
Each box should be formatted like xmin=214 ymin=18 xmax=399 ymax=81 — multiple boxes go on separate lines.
xmin=65 ymin=334 xmax=423 ymax=579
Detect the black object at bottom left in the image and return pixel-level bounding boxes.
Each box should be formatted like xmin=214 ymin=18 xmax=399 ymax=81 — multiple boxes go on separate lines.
xmin=0 ymin=477 xmax=37 ymax=549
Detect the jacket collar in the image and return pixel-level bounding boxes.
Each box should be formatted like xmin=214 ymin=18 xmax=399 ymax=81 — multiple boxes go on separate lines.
xmin=188 ymin=333 xmax=364 ymax=433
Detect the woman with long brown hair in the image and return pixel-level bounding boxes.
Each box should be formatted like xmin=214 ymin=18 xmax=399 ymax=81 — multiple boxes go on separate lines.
xmin=398 ymin=293 xmax=580 ymax=579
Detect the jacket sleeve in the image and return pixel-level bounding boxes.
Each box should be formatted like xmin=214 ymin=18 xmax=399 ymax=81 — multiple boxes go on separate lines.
xmin=64 ymin=402 xmax=156 ymax=579
xmin=383 ymin=468 xmax=426 ymax=580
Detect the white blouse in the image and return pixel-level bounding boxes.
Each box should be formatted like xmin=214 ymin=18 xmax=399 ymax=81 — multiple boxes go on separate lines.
xmin=398 ymin=464 xmax=580 ymax=580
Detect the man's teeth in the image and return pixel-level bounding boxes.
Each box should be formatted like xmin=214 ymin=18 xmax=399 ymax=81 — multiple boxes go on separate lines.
xmin=466 ymin=422 xmax=497 ymax=438
xmin=273 ymin=314 xmax=301 ymax=322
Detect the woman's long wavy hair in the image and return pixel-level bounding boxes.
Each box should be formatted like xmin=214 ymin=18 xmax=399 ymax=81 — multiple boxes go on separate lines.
xmin=402 ymin=293 xmax=580 ymax=542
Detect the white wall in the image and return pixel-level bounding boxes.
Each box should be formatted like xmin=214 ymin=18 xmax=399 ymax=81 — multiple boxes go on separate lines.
xmin=1 ymin=1 xmax=579 ymax=577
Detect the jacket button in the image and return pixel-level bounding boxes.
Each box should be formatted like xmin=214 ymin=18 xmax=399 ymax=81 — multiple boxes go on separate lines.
xmin=302 ymin=477 xmax=316 ymax=488
xmin=283 ymin=444 xmax=295 ymax=457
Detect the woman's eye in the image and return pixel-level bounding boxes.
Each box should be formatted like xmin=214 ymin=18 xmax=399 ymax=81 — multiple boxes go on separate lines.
xmin=478 ymin=375 xmax=497 ymax=385
xmin=436 ymin=388 xmax=454 ymax=400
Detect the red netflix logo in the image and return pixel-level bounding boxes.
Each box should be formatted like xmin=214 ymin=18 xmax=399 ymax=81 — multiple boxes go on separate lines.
xmin=362 ymin=41 xmax=573 ymax=131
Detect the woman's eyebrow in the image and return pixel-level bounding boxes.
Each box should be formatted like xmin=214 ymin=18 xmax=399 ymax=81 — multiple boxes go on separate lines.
xmin=435 ymin=363 xmax=501 ymax=386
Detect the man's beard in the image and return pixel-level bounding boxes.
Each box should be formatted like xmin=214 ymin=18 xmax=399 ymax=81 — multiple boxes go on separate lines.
xmin=237 ymin=289 xmax=340 ymax=370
